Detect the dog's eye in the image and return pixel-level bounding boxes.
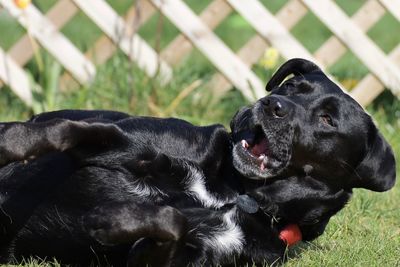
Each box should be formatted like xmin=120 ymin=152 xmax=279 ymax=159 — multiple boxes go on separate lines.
xmin=319 ymin=114 xmax=334 ymax=127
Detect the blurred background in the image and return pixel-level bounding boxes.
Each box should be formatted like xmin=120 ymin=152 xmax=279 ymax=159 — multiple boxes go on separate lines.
xmin=0 ymin=0 xmax=399 ymax=266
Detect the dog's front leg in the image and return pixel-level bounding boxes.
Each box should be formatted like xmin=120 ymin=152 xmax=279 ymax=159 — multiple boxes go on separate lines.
xmin=83 ymin=202 xmax=188 ymax=246
xmin=83 ymin=201 xmax=188 ymax=266
xmin=0 ymin=119 xmax=127 ymax=166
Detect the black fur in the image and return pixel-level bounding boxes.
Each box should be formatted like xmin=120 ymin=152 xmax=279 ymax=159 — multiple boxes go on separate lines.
xmin=0 ymin=58 xmax=395 ymax=266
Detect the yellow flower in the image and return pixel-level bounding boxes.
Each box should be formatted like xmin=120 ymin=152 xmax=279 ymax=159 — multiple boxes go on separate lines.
xmin=14 ymin=0 xmax=31 ymax=9
xmin=259 ymin=47 xmax=279 ymax=69
xmin=341 ymin=78 xmax=359 ymax=90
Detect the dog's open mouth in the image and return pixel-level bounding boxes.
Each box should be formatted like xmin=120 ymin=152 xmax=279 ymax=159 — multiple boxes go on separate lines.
xmin=232 ymin=122 xmax=291 ymax=179
xmin=239 ymin=126 xmax=270 ymax=171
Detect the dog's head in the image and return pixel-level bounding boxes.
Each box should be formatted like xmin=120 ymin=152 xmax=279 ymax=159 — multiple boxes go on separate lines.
xmin=231 ymin=58 xmax=396 ymax=192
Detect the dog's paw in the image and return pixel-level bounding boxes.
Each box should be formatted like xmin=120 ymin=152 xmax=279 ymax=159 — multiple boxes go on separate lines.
xmin=248 ymin=191 xmax=279 ymax=216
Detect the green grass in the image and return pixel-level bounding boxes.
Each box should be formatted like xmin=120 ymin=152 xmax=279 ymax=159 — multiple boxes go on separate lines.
xmin=0 ymin=1 xmax=399 ymax=266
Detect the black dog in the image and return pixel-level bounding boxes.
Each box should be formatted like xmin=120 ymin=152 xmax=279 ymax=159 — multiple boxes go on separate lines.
xmin=0 ymin=58 xmax=395 ymax=266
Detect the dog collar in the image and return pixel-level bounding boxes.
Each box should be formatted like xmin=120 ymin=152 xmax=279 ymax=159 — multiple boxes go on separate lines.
xmin=235 ymin=194 xmax=259 ymax=214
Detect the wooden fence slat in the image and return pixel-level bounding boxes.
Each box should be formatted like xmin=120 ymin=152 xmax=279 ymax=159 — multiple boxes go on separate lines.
xmin=230 ymin=0 xmax=308 ymax=70
xmin=226 ymin=0 xmax=349 ymax=95
xmin=350 ymin=72 xmax=387 ymax=106
xmin=7 ymin=33 xmax=35 ymax=67
xmin=85 ymin=0 xmax=156 ymax=65
xmin=208 ymin=0 xmax=308 ymax=100
xmin=0 ymin=47 xmax=33 ymax=106
xmin=302 ymin=0 xmax=400 ymax=97
xmin=0 ymin=1 xmax=96 ymax=84
xmin=226 ymin=0 xmax=314 ymax=62
xmin=378 ymin=0 xmax=400 ymax=22
xmin=3 ymin=0 xmax=79 ymax=91
xmin=60 ymin=1 xmax=157 ymax=91
xmin=276 ymin=0 xmax=308 ymax=29
xmin=150 ymin=0 xmax=265 ymax=101
xmin=351 ymin=44 xmax=400 ymax=105
xmin=314 ymin=0 xmax=386 ymax=67
xmin=161 ymin=0 xmax=233 ymax=65
xmin=46 ymin=0 xmax=78 ymax=28
xmin=72 ymin=0 xmax=172 ymax=83
xmin=207 ymin=35 xmax=270 ymax=102
xmin=351 ymin=0 xmax=386 ymax=32
xmin=1 ymin=0 xmax=79 ymax=91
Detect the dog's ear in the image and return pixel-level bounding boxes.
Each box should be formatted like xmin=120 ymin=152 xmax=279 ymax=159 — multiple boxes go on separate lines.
xmin=266 ymin=58 xmax=325 ymax=91
xmin=351 ymin=125 xmax=396 ymax=192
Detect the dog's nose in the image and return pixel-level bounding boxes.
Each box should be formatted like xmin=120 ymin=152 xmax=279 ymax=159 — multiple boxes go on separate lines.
xmin=261 ymin=97 xmax=288 ymax=118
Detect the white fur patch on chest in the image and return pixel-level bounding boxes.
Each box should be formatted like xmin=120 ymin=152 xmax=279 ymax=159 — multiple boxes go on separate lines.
xmin=126 ymin=179 xmax=167 ymax=198
xmin=200 ymin=207 xmax=244 ymax=257
xmin=183 ymin=163 xmax=230 ymax=208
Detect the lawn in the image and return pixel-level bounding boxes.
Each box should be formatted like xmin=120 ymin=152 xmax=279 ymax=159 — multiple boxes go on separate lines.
xmin=0 ymin=0 xmax=399 ymax=266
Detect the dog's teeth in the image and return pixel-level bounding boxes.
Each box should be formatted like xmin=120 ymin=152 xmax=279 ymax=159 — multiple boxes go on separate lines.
xmin=241 ymin=140 xmax=249 ymax=148
xmin=258 ymin=154 xmax=265 ymax=160
xmin=260 ymin=157 xmax=268 ymax=171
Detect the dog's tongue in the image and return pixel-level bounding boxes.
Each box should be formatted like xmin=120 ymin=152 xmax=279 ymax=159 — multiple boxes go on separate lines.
xmin=250 ymin=138 xmax=268 ymax=157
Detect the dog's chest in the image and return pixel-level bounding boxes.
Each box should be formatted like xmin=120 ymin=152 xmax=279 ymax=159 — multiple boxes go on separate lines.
xmin=126 ymin=161 xmax=236 ymax=209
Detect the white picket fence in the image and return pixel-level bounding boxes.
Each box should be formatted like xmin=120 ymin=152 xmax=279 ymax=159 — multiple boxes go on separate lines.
xmin=0 ymin=0 xmax=399 ymax=107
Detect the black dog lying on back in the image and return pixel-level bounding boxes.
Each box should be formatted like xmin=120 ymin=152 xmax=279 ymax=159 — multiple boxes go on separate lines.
xmin=0 ymin=59 xmax=395 ymax=266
